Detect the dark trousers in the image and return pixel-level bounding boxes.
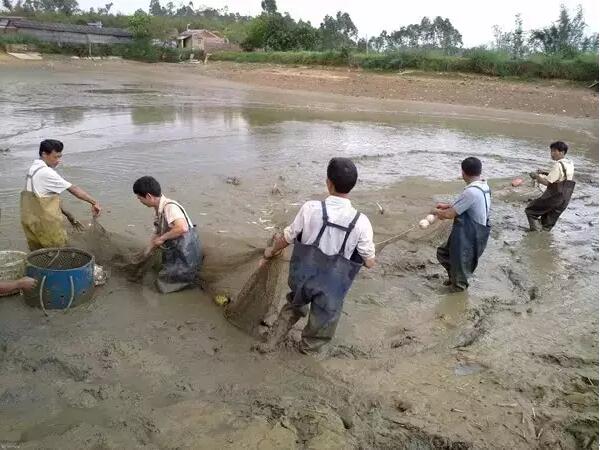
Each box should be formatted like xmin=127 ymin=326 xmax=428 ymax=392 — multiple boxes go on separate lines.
xmin=268 ymin=292 xmax=342 ymax=352
xmin=436 ymin=242 xmax=467 ymax=291
xmin=525 ymin=198 xmax=565 ymax=231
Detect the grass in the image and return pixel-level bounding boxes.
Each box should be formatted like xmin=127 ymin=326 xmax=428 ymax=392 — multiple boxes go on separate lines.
xmin=2 ymin=33 xmax=596 ymax=81
xmin=212 ymin=49 xmax=599 ymax=82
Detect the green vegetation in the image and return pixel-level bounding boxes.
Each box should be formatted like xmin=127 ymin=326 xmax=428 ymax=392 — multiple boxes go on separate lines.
xmin=213 ymin=49 xmax=599 ymax=82
xmin=0 ymin=0 xmax=597 ymax=80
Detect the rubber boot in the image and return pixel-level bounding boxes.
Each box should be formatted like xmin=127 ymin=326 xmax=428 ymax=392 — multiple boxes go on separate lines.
xmin=526 ymin=215 xmax=541 ymax=232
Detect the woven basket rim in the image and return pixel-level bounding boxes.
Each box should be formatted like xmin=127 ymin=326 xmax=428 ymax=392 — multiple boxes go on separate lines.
xmin=0 ymin=250 xmax=27 ymax=270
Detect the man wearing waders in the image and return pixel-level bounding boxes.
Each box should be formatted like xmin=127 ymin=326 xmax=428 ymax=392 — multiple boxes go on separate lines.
xmin=256 ymin=157 xmax=376 ymax=354
xmin=525 ymin=141 xmax=575 ymax=232
xmin=21 ymin=139 xmax=102 ymax=251
xmin=434 ymin=157 xmax=491 ymax=292
xmin=133 ymin=176 xmax=202 ymax=294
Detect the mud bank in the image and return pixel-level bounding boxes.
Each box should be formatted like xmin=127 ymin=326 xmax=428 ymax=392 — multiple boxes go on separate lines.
xmin=0 ymin=59 xmax=597 ymax=449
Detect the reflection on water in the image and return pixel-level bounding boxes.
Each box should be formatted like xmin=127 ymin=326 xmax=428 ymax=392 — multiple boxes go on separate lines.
xmin=0 ymin=69 xmax=597 ymax=260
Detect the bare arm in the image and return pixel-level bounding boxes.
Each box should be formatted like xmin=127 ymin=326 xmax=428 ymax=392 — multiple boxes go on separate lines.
xmin=67 ymin=185 xmax=101 ymax=216
xmin=363 ymin=257 xmax=376 ymax=269
xmin=536 ymin=175 xmax=550 ymax=186
xmin=264 ymin=233 xmax=289 ymax=259
xmin=61 ymin=207 xmax=84 ymax=231
xmin=151 ymin=218 xmax=188 ymax=248
xmin=0 ymin=277 xmax=36 ymax=294
xmin=433 ymin=207 xmax=458 ymax=220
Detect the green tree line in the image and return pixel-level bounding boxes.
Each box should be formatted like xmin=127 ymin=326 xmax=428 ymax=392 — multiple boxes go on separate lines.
xmin=1 ymin=0 xmax=598 ymax=80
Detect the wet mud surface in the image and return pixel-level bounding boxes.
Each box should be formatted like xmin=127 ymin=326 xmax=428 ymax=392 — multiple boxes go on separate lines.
xmin=0 ymin=59 xmax=598 ymax=449
xmin=196 ymin=61 xmax=599 ymax=119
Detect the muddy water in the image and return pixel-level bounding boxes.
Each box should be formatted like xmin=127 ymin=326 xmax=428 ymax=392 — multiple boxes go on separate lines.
xmin=0 ymin=61 xmax=598 ymax=449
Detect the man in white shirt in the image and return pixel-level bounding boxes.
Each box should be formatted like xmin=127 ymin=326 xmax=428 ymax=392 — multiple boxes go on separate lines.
xmin=20 ymin=139 xmax=101 ymax=250
xmin=526 ymin=141 xmax=576 ymax=231
xmin=133 ymin=176 xmax=202 ymax=293
xmin=257 ymin=157 xmax=376 ymax=354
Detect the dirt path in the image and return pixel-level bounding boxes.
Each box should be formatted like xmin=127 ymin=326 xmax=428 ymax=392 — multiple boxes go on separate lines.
xmin=198 ymin=61 xmax=598 ymax=119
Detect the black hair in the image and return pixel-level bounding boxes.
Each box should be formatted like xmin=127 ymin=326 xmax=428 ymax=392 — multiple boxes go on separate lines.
xmin=133 ymin=176 xmax=162 ymax=197
xmin=550 ymin=141 xmax=568 ymax=154
xmin=327 ymin=157 xmax=358 ymax=194
xmin=461 ymin=157 xmax=482 ymax=177
xmin=39 ymin=139 xmax=64 ymax=157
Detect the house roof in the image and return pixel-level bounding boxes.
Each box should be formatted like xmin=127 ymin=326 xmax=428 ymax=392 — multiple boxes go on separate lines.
xmin=7 ymin=18 xmax=132 ymax=37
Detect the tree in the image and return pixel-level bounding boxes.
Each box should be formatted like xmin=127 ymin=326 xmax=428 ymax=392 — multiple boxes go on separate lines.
xmin=511 ymin=14 xmax=525 ymax=58
xmin=260 ymin=0 xmax=276 ymax=15
xmin=149 ymin=0 xmax=165 ymax=16
xmin=529 ymin=4 xmax=592 ymax=55
xmin=492 ymin=25 xmax=511 ymax=51
xmin=97 ymin=2 xmax=112 ymax=14
xmin=581 ymin=32 xmax=599 ymax=52
xmin=368 ymin=31 xmax=387 ymax=52
xmin=382 ymin=16 xmax=462 ymax=53
xmin=2 ymin=0 xmax=13 ymax=11
xmin=19 ymin=0 xmax=79 ymax=14
xmin=319 ymin=11 xmax=357 ymax=50
xmin=129 ymin=9 xmax=152 ymax=39
xmin=174 ymin=1 xmax=194 ymax=16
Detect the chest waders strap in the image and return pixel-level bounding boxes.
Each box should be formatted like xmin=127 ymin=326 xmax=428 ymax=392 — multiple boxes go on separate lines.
xmin=559 ymin=161 xmax=568 ymax=181
xmin=160 ymin=201 xmax=194 ymax=233
xmin=466 ymin=185 xmax=491 ymax=224
xmin=313 ymin=201 xmax=362 ymax=256
xmin=25 ymin=166 xmax=46 ymax=194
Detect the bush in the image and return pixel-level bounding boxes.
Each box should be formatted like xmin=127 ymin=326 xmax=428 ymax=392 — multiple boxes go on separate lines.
xmin=212 ymin=48 xmax=599 ymax=81
xmin=212 ymin=50 xmax=349 ymax=65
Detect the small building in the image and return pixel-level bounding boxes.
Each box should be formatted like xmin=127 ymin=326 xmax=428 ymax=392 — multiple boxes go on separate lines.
xmin=0 ymin=17 xmax=132 ymax=45
xmin=176 ymin=29 xmax=239 ymax=52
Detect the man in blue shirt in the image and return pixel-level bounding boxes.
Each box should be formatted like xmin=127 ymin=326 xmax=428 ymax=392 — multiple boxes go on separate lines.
xmin=433 ymin=157 xmax=491 ymax=291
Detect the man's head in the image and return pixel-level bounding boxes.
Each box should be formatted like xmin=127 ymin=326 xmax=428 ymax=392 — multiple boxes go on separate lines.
xmin=39 ymin=139 xmax=64 ymax=168
xmin=133 ymin=176 xmax=162 ymax=207
xmin=326 ymin=157 xmax=358 ymax=196
xmin=461 ymin=157 xmax=482 ymax=182
xmin=550 ymin=141 xmax=568 ymax=160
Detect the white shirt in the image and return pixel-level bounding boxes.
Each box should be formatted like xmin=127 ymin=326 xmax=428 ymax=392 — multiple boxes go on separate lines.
xmin=25 ymin=159 xmax=72 ymax=197
xmin=542 ymin=158 xmax=575 ymax=183
xmin=284 ymin=196 xmax=375 ymax=260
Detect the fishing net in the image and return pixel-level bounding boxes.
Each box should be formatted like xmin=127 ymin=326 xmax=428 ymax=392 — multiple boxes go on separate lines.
xmin=67 ymin=215 xmax=450 ymax=338
xmin=375 ymin=219 xmax=452 ymax=253
xmin=68 ymin=219 xmax=142 ymax=266
xmin=493 ymin=183 xmax=543 ymax=204
xmin=224 ymin=254 xmax=287 ymax=337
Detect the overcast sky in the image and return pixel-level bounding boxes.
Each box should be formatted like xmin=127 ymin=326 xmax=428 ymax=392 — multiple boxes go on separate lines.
xmin=79 ymin=0 xmax=599 ymax=47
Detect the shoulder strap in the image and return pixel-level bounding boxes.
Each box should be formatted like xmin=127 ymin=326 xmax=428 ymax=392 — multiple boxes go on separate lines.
xmin=163 ymin=201 xmax=194 ymax=228
xmin=25 ymin=166 xmax=47 ymax=192
xmin=313 ymin=201 xmax=329 ymax=247
xmin=312 ymin=201 xmax=362 ymax=254
xmin=338 ymin=211 xmax=361 ymax=256
xmin=558 ymin=161 xmax=568 ymax=181
xmin=466 ymin=185 xmax=490 ymax=223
